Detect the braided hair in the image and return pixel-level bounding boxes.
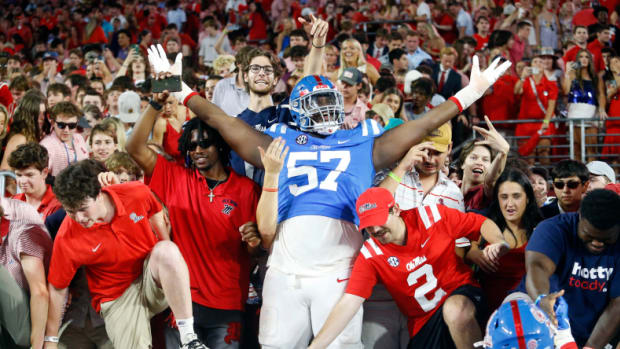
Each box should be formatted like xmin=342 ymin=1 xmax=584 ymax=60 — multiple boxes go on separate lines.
xmin=177 ymin=117 xmax=230 ymax=168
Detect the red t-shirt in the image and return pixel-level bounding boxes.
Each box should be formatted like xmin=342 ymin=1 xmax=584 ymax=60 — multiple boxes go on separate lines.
xmin=586 ymin=40 xmax=608 ymax=73
xmin=85 ymin=26 xmax=108 ymax=44
xmin=12 ymin=185 xmax=62 ymax=221
xmin=463 ymin=184 xmax=492 ymax=211
xmin=607 ymin=90 xmax=620 ymax=128
xmin=482 ymin=74 xmax=519 ymax=128
xmin=518 ymin=75 xmax=559 ymax=120
xmin=563 ymin=45 xmax=605 ymax=73
xmin=147 ymin=155 xmax=259 ymax=310
xmin=345 ymin=206 xmax=485 ymax=338
xmin=473 ymin=33 xmax=489 ymax=51
xmin=47 ymin=182 xmax=162 ymax=312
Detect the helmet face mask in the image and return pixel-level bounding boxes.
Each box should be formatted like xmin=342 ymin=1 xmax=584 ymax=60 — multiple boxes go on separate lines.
xmin=290 ymin=76 xmax=345 ymax=135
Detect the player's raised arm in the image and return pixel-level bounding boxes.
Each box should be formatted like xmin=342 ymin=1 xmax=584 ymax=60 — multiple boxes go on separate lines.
xmin=146 ymin=45 xmax=272 ymax=168
xmin=372 ymin=56 xmax=512 ymax=170
xmin=300 ymin=14 xmax=328 ymax=77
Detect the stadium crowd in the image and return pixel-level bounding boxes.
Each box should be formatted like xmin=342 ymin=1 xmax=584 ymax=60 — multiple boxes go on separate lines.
xmin=0 ymin=0 xmax=619 ymax=348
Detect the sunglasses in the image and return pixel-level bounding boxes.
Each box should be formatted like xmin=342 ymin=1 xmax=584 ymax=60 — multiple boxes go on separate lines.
xmin=553 ymin=180 xmax=583 ymax=189
xmin=187 ymin=139 xmax=213 ymax=151
xmin=56 ymin=121 xmax=78 ymax=130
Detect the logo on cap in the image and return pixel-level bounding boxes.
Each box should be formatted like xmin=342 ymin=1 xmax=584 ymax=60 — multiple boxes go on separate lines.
xmin=358 ymin=202 xmax=377 ymax=214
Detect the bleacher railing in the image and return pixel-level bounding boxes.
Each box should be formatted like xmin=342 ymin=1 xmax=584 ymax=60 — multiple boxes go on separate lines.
xmin=471 ymin=117 xmax=620 ymax=170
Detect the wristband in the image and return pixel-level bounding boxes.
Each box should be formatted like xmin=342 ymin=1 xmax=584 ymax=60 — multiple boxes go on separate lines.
xmin=388 ymin=171 xmax=402 ymax=184
xmin=149 ymin=100 xmax=163 ymax=111
xmin=183 ymin=91 xmax=199 ymax=106
xmin=44 ymin=336 xmax=59 ymax=343
xmin=543 ymin=119 xmax=550 ymax=125
xmin=262 ymin=187 xmax=278 ymax=192
xmin=312 ymin=41 xmax=326 ymax=49
xmin=448 ymin=96 xmax=464 ymax=113
xmin=535 ymin=294 xmax=548 ymax=307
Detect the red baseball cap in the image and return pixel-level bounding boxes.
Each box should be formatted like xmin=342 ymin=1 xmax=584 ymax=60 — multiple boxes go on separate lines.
xmin=356 ymin=187 xmax=395 ymax=231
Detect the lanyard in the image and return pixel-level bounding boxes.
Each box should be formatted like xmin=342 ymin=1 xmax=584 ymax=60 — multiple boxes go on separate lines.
xmin=63 ymin=139 xmax=77 ymax=165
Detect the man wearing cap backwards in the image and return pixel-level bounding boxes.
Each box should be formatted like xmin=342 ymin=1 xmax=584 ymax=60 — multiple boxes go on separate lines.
xmin=586 ymin=160 xmax=616 ymax=191
xmin=117 ymin=90 xmax=142 ymax=135
xmin=308 ymin=187 xmax=509 ymax=349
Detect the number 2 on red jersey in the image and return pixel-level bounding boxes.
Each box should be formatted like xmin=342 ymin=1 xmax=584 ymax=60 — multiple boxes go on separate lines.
xmin=407 ymin=264 xmax=447 ymax=312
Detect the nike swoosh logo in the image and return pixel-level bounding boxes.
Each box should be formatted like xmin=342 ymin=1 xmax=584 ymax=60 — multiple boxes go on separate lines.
xmin=421 ymin=237 xmax=430 ymax=248
xmin=92 ymin=243 xmax=102 ymax=252
xmin=336 ymin=278 xmax=350 ymax=283
xmin=337 ymin=140 xmax=350 ymax=144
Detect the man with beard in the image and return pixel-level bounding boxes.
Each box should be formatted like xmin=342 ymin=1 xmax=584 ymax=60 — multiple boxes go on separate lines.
xmin=523 ymin=189 xmax=620 ymax=348
xmin=229 ymin=48 xmax=286 ymax=185
xmin=126 ymin=88 xmax=262 ymax=349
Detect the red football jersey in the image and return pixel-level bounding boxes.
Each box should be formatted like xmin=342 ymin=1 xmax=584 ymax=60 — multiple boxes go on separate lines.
xmin=346 ymin=205 xmax=486 ymax=338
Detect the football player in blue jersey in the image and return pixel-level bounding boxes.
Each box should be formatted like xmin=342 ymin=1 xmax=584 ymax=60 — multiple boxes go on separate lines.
xmin=147 ymin=17 xmax=512 ymax=348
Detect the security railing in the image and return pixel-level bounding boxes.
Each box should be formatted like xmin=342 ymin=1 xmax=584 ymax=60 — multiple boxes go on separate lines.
xmin=470 ymin=117 xmax=620 ymax=170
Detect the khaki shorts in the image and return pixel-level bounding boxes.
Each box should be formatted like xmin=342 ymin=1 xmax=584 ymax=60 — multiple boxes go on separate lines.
xmin=100 ymin=256 xmax=168 ymax=349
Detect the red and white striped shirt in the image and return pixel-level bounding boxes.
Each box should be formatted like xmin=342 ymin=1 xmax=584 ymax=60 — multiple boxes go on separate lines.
xmin=0 ymin=197 xmax=52 ymax=291
xmin=40 ymin=132 xmax=89 ymax=176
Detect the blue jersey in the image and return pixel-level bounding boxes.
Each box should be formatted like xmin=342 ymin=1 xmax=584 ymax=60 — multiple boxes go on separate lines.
xmin=515 ymin=213 xmax=619 ymax=346
xmin=230 ymin=100 xmax=292 ymax=185
xmin=265 ymin=119 xmax=384 ymax=224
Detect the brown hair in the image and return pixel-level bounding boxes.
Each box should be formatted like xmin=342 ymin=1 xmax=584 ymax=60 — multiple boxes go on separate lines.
xmin=49 ymin=101 xmax=82 ymax=121
xmin=89 ymin=120 xmax=118 ymax=148
xmin=8 ymin=142 xmax=49 ymax=171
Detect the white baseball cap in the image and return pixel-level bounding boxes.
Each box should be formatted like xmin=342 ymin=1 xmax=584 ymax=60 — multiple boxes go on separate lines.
xmin=587 ymin=161 xmax=616 ymax=184
xmin=118 ymin=91 xmax=141 ymax=124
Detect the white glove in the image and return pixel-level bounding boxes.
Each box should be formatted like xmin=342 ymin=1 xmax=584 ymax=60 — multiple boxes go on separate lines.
xmin=146 ymin=44 xmax=194 ymax=103
xmin=453 ymin=56 xmax=512 ymax=111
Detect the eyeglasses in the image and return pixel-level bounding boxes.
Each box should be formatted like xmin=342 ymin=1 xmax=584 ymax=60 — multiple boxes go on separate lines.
xmin=553 ymin=180 xmax=583 ymax=189
xmin=248 ymin=64 xmax=275 ymax=75
xmin=56 ymin=121 xmax=78 ymax=130
xmin=187 ymin=139 xmax=212 ymax=151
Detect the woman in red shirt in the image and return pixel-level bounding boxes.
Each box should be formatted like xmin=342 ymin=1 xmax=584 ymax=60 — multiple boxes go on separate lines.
xmin=514 ymin=55 xmax=558 ymax=165
xmin=468 ymin=169 xmax=542 ymax=312
xmin=247 ymin=2 xmax=268 ymax=43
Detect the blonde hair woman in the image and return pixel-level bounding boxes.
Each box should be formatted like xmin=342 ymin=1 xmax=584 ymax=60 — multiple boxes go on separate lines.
xmin=418 ymin=22 xmax=446 ymax=59
xmin=212 ymin=54 xmax=236 ymax=78
xmin=330 ymin=38 xmax=379 ymax=85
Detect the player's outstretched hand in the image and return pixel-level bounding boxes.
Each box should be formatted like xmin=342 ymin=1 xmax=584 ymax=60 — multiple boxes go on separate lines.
xmin=473 ymin=116 xmax=510 ymax=155
xmin=453 ymin=56 xmax=512 ymax=111
xmin=299 ymin=14 xmax=328 ymax=48
xmin=471 ymin=56 xmax=512 ymax=95
xmin=240 ymin=221 xmax=261 ymax=248
xmin=147 ymin=44 xmax=182 ymax=76
xmin=258 ymin=137 xmax=289 ymax=175
xmin=536 ymin=290 xmax=565 ymax=328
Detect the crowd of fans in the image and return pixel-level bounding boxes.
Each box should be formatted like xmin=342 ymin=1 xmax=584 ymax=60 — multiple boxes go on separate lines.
xmin=0 ymin=0 xmax=619 ymax=348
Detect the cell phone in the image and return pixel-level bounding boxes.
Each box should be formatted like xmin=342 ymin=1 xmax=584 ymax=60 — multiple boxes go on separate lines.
xmin=131 ymin=44 xmax=140 ymax=54
xmin=151 ymin=75 xmax=182 ymax=93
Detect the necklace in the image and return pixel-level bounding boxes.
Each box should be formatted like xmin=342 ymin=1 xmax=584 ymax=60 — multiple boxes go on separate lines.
xmin=207 ymin=178 xmax=225 ymax=202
